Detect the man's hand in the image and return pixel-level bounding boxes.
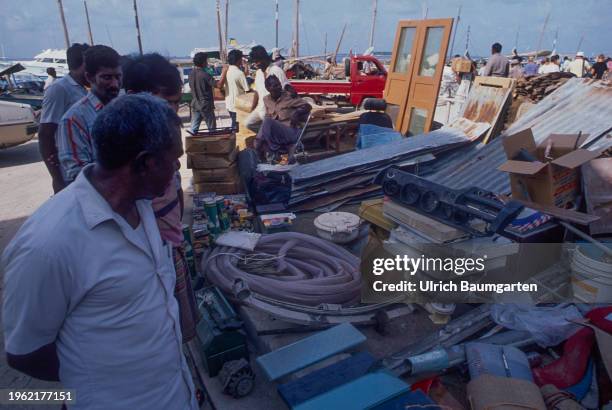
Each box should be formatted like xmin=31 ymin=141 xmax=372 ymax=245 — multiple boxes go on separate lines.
xmin=285 ymin=84 xmax=298 ymax=98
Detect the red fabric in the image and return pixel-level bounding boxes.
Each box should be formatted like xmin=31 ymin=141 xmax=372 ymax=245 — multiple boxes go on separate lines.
xmin=532 ymin=306 xmax=612 ymax=388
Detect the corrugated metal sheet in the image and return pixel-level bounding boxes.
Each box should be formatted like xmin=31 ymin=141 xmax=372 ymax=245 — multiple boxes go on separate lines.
xmin=425 ymin=78 xmax=612 ymax=194
xmin=505 ymin=78 xmax=612 ymax=150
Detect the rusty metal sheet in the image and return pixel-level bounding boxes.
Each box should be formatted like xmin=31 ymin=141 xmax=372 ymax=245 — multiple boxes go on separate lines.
xmin=425 ymin=78 xmax=612 ymax=194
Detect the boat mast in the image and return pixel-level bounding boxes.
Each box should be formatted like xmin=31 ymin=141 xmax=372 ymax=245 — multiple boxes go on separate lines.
xmin=448 ymin=4 xmax=461 ymax=58
xmin=224 ymin=0 xmax=229 ymax=53
xmin=514 ymin=26 xmax=519 ymax=50
xmin=368 ymin=0 xmax=377 ymax=49
xmin=275 ymin=0 xmax=279 ymax=49
xmin=133 ymin=0 xmax=143 ymax=55
xmin=323 ymin=32 xmax=327 ymax=56
xmin=535 ymin=11 xmax=550 ymax=55
xmin=215 ymin=0 xmax=225 ymax=62
xmin=293 ymin=0 xmax=300 ymax=58
xmin=84 ymin=0 xmax=94 ymax=45
xmin=333 ymin=23 xmax=347 ymax=63
xmin=57 ymin=0 xmax=71 ymax=48
xmin=575 ymin=33 xmax=584 ymax=54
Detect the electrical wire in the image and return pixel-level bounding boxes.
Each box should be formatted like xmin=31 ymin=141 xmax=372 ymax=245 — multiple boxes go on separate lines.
xmin=203 ymin=232 xmax=362 ymax=306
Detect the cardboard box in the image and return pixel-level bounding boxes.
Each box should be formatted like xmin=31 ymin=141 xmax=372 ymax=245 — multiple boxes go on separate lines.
xmin=193 ymin=164 xmax=239 ymax=183
xmin=185 ymin=132 xmax=236 ymax=154
xmin=187 ymin=148 xmax=238 ymax=169
xmin=498 ymin=129 xmax=599 ymax=207
xmin=194 ymin=180 xmax=242 ymax=195
xmin=452 ymin=58 xmax=472 ymax=73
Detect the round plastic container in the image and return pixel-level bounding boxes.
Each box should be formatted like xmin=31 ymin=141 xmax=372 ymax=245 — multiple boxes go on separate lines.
xmin=570 ymin=245 xmax=612 ymax=303
xmin=314 ymin=212 xmax=361 ymax=244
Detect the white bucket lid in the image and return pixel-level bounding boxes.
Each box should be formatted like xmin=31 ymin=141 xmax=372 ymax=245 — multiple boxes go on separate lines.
xmin=314 ymin=212 xmax=361 ymax=234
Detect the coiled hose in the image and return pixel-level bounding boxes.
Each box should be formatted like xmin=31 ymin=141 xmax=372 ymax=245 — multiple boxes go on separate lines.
xmin=203 ymin=232 xmax=362 ymax=306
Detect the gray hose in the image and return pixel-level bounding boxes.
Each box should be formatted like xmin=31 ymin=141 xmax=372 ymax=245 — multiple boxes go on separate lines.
xmin=203 ymin=232 xmax=362 ymax=306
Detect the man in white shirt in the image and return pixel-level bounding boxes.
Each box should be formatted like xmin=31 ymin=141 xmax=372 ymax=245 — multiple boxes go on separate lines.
xmin=245 ymin=45 xmax=295 ymax=132
xmin=2 ymin=94 xmax=197 ymax=410
xmin=43 ymin=67 xmax=57 ymax=91
xmin=567 ymin=52 xmax=591 ymax=78
xmin=218 ymin=49 xmax=250 ymax=129
xmin=39 ymin=43 xmax=90 ymax=193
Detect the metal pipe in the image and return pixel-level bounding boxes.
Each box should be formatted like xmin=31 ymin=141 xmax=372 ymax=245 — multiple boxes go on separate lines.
xmin=561 ymin=221 xmax=612 ymax=258
xmin=224 ymin=0 xmax=229 ymax=54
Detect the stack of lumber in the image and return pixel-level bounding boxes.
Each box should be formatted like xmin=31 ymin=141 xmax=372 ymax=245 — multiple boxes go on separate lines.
xmin=186 ymin=129 xmax=242 ymax=195
xmin=513 ymin=72 xmax=574 ymax=102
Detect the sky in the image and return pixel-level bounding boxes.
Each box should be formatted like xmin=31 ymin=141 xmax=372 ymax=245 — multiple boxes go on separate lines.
xmin=0 ymin=0 xmax=610 ymax=59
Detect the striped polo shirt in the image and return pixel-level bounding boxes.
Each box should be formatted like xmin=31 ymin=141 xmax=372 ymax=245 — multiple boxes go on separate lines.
xmin=57 ymin=91 xmax=104 ymax=184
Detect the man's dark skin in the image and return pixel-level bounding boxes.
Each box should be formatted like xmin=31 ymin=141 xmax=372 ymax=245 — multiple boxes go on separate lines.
xmin=7 ymin=125 xmax=183 ymax=381
xmin=38 ymin=65 xmax=88 ymax=194
xmin=87 ymin=65 xmax=122 ymax=105
xmin=249 ymin=57 xmax=298 ymax=113
xmin=265 ymin=76 xmax=310 ymax=128
xmin=262 ymin=76 xmax=311 ymax=162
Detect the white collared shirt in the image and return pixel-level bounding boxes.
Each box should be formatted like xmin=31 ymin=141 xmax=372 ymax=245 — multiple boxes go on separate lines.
xmin=2 ymin=165 xmax=197 ymax=410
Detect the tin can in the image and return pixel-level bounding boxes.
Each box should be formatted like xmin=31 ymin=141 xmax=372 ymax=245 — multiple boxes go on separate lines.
xmin=215 ymin=196 xmax=231 ymax=232
xmin=182 ymin=224 xmax=197 ymax=279
xmin=204 ymin=198 xmax=220 ymax=234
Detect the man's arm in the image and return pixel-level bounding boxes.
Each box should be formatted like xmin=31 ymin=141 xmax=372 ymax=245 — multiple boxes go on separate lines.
xmin=250 ymin=91 xmax=259 ymax=112
xmin=483 ymin=61 xmax=493 ymax=77
xmin=2 ymin=247 xmax=71 ymax=382
xmin=215 ymin=65 xmax=228 ymax=90
xmin=38 ymin=123 xmax=66 ymax=193
xmin=289 ymin=102 xmax=312 ymax=128
xmin=57 ymin=115 xmax=94 ymax=184
xmin=7 ymin=344 xmax=60 ymax=381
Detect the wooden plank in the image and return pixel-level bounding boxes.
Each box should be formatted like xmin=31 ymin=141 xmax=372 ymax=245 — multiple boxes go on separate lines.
xmin=277 ymin=352 xmax=377 ymax=408
xmin=255 ymin=323 xmax=366 ymax=382
xmin=515 ymin=199 xmax=600 ymax=225
xmin=383 ymin=200 xmax=467 ymax=242
xmin=293 ymin=372 xmax=409 ymax=410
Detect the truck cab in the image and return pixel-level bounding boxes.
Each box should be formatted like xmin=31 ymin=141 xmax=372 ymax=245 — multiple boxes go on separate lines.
xmin=290 ymin=54 xmax=387 ymax=107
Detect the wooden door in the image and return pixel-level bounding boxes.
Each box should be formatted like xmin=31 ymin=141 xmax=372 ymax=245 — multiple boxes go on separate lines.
xmin=384 ymin=18 xmax=453 ymax=135
xmin=384 ymin=20 xmax=420 ymax=128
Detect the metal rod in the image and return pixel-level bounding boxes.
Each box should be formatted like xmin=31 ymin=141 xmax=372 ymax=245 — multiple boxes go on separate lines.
xmin=275 ymin=0 xmax=279 ymax=49
xmin=293 ymin=0 xmax=300 ymax=58
xmin=57 ymin=0 xmax=70 ymax=48
xmin=84 ymin=1 xmax=94 ymax=45
xmin=560 ymin=221 xmax=612 ymax=258
xmin=224 ymin=0 xmax=229 ymax=54
xmin=368 ymin=0 xmax=377 ymax=49
xmin=448 ymin=4 xmax=461 ymax=58
xmin=133 ymin=0 xmax=143 ymax=55
xmin=215 ymin=0 xmax=225 ymax=62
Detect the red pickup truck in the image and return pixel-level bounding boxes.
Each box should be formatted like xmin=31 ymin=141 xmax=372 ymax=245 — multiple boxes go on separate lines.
xmin=289 ymin=54 xmax=387 ymax=107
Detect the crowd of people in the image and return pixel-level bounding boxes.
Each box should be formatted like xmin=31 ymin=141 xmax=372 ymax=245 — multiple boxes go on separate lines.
xmin=477 ymin=42 xmax=611 ymax=80
xmin=2 ymin=40 xmax=315 ymax=409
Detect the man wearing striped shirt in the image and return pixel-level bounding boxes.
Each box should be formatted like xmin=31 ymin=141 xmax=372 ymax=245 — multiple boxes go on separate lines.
xmin=57 ymin=45 xmax=122 ymax=184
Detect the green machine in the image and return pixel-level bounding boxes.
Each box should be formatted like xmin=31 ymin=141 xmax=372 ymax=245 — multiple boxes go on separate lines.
xmin=195 ymin=286 xmax=251 ymax=380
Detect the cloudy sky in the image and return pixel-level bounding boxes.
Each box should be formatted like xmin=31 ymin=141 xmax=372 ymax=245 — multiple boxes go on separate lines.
xmin=1 ymin=0 xmax=610 ymax=59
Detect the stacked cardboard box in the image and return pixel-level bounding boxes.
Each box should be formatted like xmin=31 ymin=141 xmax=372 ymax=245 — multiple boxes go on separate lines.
xmin=185 ymin=130 xmax=242 ymax=195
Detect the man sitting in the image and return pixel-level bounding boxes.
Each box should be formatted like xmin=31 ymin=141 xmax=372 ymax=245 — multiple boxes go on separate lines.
xmin=254 ymin=75 xmax=311 ymax=163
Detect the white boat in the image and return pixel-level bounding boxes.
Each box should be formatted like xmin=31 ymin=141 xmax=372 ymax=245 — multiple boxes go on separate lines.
xmin=17 ymin=49 xmax=68 ymax=78
xmin=0 ymin=100 xmax=38 ymax=149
